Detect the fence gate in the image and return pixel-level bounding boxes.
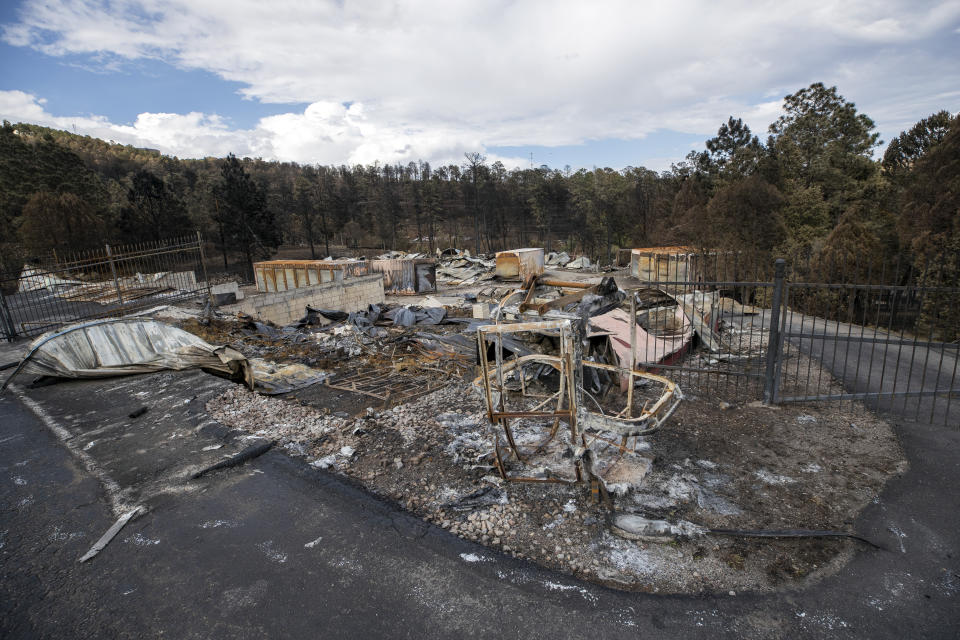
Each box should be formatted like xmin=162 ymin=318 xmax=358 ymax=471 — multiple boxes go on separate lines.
xmin=0 ymin=233 xmax=210 ymax=340
xmin=607 ymin=252 xmax=958 ymax=427
xmin=768 ymin=259 xmax=960 ymax=427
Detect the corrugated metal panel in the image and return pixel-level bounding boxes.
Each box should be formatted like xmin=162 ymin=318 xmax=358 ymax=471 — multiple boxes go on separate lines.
xmin=495 ymin=248 xmax=544 ymax=281
xmin=253 ymin=260 xmax=367 ymax=293
xmin=367 ymin=259 xmax=436 ymax=294
xmin=1 ymin=318 xmax=253 ymax=390
xmin=630 ymin=248 xmax=694 ymax=284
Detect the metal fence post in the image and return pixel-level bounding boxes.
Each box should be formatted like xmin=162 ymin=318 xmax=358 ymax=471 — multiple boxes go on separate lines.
xmin=763 ymin=258 xmax=786 ymax=404
xmin=105 ymin=243 xmax=124 ymax=306
xmin=196 ymin=231 xmax=213 ymax=303
xmin=0 ymin=289 xmax=17 ymax=341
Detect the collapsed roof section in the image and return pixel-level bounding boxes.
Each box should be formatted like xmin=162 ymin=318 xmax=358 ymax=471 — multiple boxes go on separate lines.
xmin=0 ymin=318 xmax=332 ymax=396
xmin=1 ymin=318 xmax=254 ymax=392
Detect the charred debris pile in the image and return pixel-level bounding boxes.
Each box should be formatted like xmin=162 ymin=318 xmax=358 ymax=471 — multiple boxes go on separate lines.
xmin=181 ymin=264 xmax=763 ymax=506
xmin=3 ymin=248 xmax=902 ymax=593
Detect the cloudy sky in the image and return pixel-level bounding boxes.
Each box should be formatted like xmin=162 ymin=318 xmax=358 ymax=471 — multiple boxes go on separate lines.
xmin=1 ymin=0 xmax=958 ymax=171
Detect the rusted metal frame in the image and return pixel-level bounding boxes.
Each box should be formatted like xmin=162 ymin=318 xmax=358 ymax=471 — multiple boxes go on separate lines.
xmin=324 ymin=382 xmax=388 ymax=400
xmin=517 ymin=274 xmax=540 ymax=313
xmin=496 ymin=365 xmax=568 ymax=455
xmin=537 ymin=279 xmax=593 ymax=290
xmin=578 ymin=380 xmax=681 ymax=437
xmin=480 ymin=319 xmax=571 ymax=334
xmin=477 ymin=327 xmax=496 ymax=422
xmin=490 ymin=410 xmax=572 ymax=419
xmin=492 ymin=435 xmax=506 ymax=476
xmin=331 ymin=370 xmax=398 ymax=385
xmin=325 ymin=375 xmax=447 ymax=403
xmin=475 ymin=354 xmax=568 ymax=409
xmin=500 ymin=418 xmax=524 ymax=463
xmin=478 ymin=320 xmax=581 ymax=481
xmin=496 ymin=323 xmax=530 ymax=464
xmin=500 ymin=476 xmax=574 ymax=484
xmin=562 ymin=322 xmax=585 ymax=484
xmin=582 ymin=361 xmax=677 ymax=422
xmin=390 ymin=383 xmax=451 ymax=404
xmin=627 ymin=294 xmax=637 ymax=418
xmin=355 ymin=373 xmax=433 ymax=392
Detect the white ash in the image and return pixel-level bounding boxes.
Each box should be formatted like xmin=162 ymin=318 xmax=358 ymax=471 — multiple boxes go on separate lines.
xmin=754 ymin=469 xmax=797 ymax=485
xmin=206 ymin=386 xmax=343 ymax=446
xmin=311 ymin=455 xmax=337 ymax=469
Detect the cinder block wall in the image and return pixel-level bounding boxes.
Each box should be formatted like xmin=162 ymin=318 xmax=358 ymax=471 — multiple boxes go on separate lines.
xmin=224 ymin=274 xmax=384 ymax=325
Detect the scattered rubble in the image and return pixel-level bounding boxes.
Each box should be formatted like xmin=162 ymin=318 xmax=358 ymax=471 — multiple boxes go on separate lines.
xmin=29 ymin=246 xmax=905 ymax=594
xmin=206 ymin=363 xmax=903 ymax=593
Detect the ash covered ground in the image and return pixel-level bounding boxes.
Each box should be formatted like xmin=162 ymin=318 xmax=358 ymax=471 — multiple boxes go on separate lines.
xmin=171 ymin=267 xmax=906 ymax=595
xmin=205 ymin=367 xmax=903 ymax=594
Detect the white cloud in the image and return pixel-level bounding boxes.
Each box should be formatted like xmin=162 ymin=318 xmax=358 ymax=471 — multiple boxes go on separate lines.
xmin=0 ymin=90 xmax=530 ymax=167
xmin=0 ymin=89 xmax=255 ymax=157
xmin=2 ymin=0 xmax=959 ymax=167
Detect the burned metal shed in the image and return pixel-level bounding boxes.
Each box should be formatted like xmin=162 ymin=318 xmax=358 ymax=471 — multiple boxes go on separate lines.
xmin=367 ymin=259 xmax=436 ymax=294
xmin=253 ymin=260 xmax=368 ymax=293
xmin=495 ymin=248 xmax=544 ymax=281
xmin=630 ymin=247 xmax=705 ymax=289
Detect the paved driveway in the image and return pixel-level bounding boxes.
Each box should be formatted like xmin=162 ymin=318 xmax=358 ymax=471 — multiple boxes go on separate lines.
xmin=774 ymin=311 xmax=959 ymax=426
xmin=1 ymin=365 xmax=958 ymax=639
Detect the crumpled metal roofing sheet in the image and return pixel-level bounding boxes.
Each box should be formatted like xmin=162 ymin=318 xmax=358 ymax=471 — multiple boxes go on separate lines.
xmin=2 ymin=318 xmax=253 ymax=390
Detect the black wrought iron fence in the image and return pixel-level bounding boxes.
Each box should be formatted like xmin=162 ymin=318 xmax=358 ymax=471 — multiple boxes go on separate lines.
xmin=771 ymin=252 xmax=960 ymax=426
xmin=0 ymin=233 xmax=210 ymax=340
xmin=621 ymin=250 xmax=959 ymax=426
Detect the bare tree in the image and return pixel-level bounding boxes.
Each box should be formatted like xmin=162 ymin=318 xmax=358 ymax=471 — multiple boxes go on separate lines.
xmin=463 ymin=152 xmax=486 ymax=254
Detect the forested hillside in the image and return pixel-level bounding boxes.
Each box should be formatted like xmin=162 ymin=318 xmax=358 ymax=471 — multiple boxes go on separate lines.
xmin=1 ymin=83 xmax=957 ymax=286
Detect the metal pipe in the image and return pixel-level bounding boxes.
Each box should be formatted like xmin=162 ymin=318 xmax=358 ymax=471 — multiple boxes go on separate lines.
xmin=105 ymin=243 xmax=124 ymax=306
